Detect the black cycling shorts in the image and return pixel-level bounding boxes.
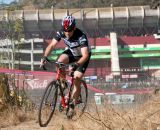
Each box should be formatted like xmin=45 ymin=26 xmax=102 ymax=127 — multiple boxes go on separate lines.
xmin=62 ymin=49 xmax=91 ymax=73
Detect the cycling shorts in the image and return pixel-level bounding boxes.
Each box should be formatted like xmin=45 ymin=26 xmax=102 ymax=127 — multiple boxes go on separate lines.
xmin=62 ymin=49 xmax=91 ymax=73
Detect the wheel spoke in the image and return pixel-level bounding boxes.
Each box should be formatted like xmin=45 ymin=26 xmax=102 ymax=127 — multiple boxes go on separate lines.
xmin=38 ymin=80 xmax=58 ymax=127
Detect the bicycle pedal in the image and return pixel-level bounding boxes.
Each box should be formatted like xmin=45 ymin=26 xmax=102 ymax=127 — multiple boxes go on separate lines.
xmin=67 ymin=108 xmax=76 ymax=119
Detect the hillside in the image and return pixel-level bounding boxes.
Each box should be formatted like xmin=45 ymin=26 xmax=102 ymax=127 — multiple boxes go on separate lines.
xmin=1 ymin=0 xmax=159 ymax=10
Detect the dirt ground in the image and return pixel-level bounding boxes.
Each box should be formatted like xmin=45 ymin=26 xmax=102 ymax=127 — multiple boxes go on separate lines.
xmin=1 ymin=94 xmax=160 ymax=130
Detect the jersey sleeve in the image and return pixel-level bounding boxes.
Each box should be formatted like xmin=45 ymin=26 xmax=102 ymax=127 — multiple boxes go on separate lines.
xmin=79 ymin=35 xmax=88 ymax=47
xmin=54 ymin=31 xmax=62 ymax=42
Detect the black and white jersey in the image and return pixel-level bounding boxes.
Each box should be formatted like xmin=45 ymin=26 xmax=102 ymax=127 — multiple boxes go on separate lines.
xmin=54 ymin=28 xmax=91 ymax=56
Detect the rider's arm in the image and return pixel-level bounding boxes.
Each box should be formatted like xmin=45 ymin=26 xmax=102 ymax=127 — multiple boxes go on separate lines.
xmin=43 ymin=31 xmax=62 ymax=57
xmin=44 ymin=39 xmax=58 ymax=57
xmin=40 ymin=39 xmax=58 ymax=66
xmin=76 ymin=34 xmax=90 ymax=66
xmin=77 ymin=46 xmax=89 ymax=66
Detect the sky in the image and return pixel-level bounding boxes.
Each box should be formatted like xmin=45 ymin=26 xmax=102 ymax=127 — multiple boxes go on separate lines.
xmin=1 ymin=0 xmax=15 ymax=4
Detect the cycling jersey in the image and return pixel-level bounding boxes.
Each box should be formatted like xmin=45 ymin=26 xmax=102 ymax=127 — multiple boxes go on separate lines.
xmin=54 ymin=28 xmax=91 ymax=57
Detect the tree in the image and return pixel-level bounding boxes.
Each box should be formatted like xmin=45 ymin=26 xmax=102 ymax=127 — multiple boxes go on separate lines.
xmin=0 ymin=12 xmax=24 ymax=69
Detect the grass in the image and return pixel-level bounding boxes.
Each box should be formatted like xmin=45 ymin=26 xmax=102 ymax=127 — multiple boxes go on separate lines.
xmin=0 ymin=106 xmax=36 ymax=128
xmin=1 ymin=92 xmax=160 ymax=130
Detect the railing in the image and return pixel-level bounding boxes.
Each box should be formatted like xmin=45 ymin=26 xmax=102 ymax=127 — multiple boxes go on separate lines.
xmin=0 ymin=38 xmax=44 ymax=70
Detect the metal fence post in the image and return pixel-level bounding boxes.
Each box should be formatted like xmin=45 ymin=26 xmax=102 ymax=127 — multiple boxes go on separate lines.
xmin=31 ymin=39 xmax=34 ymax=71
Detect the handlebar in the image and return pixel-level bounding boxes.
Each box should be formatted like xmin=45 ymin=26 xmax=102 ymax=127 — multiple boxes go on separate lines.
xmin=55 ymin=61 xmax=69 ymax=68
xmin=41 ymin=60 xmax=74 ymax=77
xmin=41 ymin=60 xmax=69 ymax=70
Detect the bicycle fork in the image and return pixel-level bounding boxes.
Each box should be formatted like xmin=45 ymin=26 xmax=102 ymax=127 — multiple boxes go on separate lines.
xmin=59 ymin=85 xmax=71 ymax=109
xmin=58 ymin=78 xmax=74 ymax=111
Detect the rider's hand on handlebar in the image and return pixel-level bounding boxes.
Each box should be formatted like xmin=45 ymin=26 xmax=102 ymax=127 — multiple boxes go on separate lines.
xmin=40 ymin=56 xmax=49 ymax=68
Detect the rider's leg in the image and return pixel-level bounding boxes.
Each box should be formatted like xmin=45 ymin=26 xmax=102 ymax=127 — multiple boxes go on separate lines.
xmin=57 ymin=54 xmax=69 ymax=63
xmin=57 ymin=54 xmax=69 ymax=88
xmin=67 ymin=71 xmax=83 ymax=118
xmin=71 ymin=53 xmax=91 ymax=105
xmin=71 ymin=71 xmax=84 ymax=105
xmin=57 ymin=53 xmax=69 ymax=75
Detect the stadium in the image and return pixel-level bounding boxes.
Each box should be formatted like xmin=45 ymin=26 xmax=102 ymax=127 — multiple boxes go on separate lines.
xmin=1 ymin=6 xmax=160 ymax=82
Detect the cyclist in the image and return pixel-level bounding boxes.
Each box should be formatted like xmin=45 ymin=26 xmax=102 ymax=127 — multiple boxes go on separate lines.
xmin=40 ymin=15 xmax=91 ymax=118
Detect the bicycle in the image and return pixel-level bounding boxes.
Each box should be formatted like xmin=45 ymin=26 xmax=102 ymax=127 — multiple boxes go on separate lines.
xmin=38 ymin=61 xmax=88 ymax=127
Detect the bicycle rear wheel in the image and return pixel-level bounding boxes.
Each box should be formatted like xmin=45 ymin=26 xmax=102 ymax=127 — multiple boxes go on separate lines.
xmin=38 ymin=80 xmax=58 ymax=127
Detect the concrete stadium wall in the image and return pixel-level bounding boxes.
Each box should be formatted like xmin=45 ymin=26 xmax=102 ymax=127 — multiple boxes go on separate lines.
xmin=0 ymin=6 xmax=160 ymax=37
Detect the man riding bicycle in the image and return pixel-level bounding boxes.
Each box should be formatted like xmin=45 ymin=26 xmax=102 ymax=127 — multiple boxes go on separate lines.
xmin=40 ymin=15 xmax=91 ymax=118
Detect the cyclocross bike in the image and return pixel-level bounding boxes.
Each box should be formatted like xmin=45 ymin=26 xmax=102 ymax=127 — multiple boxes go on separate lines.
xmin=38 ymin=61 xmax=88 ymax=127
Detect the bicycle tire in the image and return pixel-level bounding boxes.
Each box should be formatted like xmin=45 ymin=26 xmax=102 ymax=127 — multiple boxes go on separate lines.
xmin=38 ymin=80 xmax=58 ymax=127
xmin=67 ymin=80 xmax=88 ymax=119
xmin=77 ymin=80 xmax=88 ymax=116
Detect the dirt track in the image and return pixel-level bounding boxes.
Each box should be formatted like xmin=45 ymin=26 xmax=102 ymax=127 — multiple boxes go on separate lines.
xmin=0 ymin=110 xmax=104 ymax=130
xmin=1 ymin=94 xmax=160 ymax=130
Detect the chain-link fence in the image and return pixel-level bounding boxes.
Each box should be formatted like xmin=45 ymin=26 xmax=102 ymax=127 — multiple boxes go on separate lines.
xmin=1 ymin=68 xmax=159 ymax=111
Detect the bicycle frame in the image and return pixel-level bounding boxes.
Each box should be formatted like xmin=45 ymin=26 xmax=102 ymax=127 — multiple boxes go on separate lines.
xmin=38 ymin=61 xmax=88 ymax=126
xmin=55 ymin=63 xmax=74 ymax=109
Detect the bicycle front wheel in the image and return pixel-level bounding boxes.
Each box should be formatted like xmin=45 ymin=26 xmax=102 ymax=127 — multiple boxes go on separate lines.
xmin=38 ymin=80 xmax=58 ymax=127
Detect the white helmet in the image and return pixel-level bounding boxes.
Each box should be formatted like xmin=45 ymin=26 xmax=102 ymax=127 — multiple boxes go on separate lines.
xmin=61 ymin=15 xmax=76 ymax=32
